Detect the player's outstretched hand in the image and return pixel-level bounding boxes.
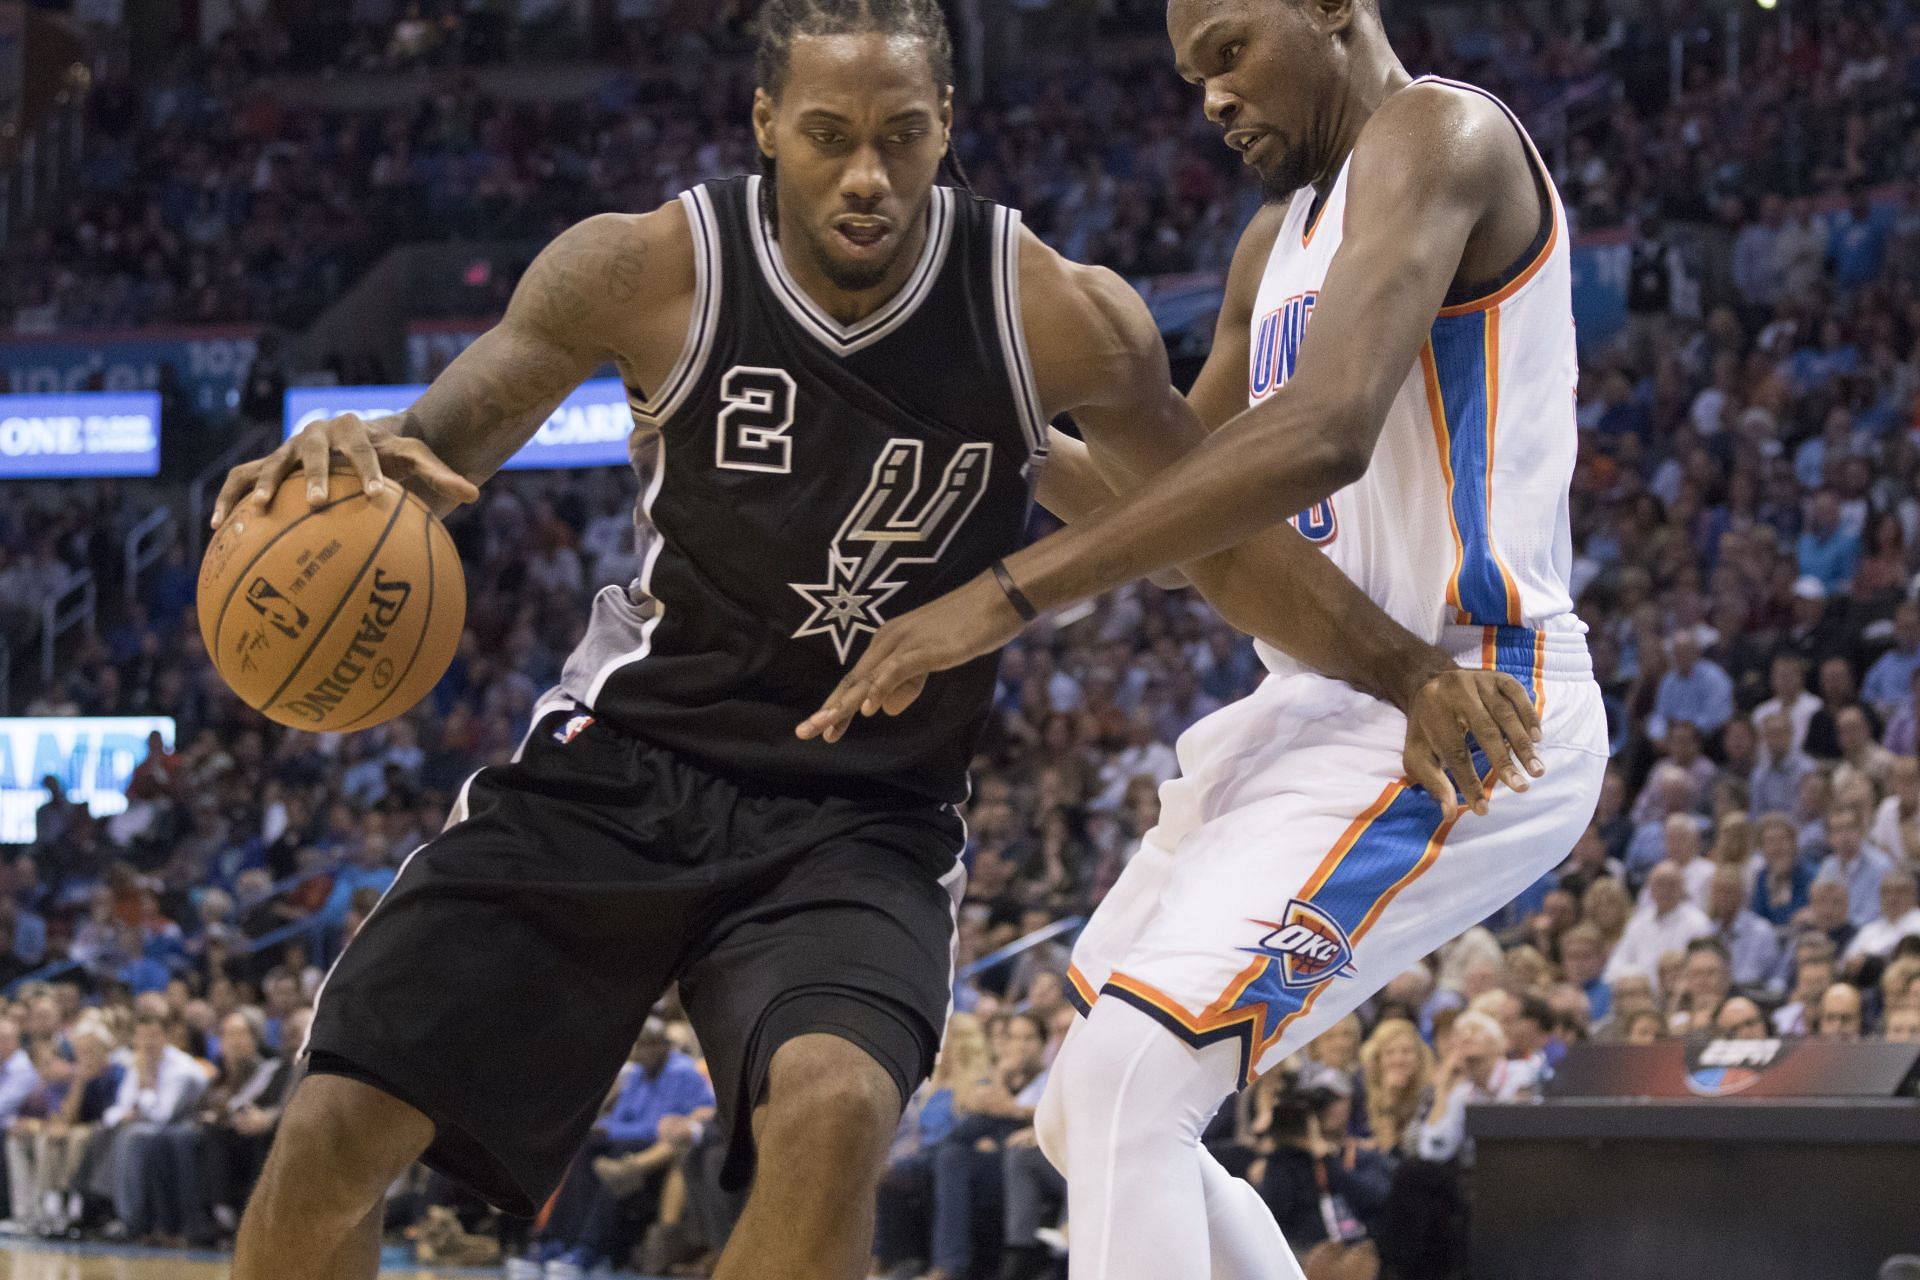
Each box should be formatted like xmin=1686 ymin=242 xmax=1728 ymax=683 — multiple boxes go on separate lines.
xmin=798 ymin=573 xmax=1026 ymax=744
xmin=211 ymin=414 xmax=480 ymax=529
xmin=1401 ymin=668 xmax=1545 ymax=821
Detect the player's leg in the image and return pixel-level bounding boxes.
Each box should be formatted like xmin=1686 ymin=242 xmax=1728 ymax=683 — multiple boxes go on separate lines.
xmin=711 ymin=1033 xmax=904 ymax=1280
xmin=238 ymin=706 xmax=702 ymax=1278
xmin=1035 ymin=1021 xmax=1302 ymax=1280
xmin=680 ymin=802 xmax=967 ymax=1280
xmin=232 ymin=1075 xmax=431 ymax=1279
xmin=1051 ymin=677 xmax=1606 ymax=1280
xmin=1042 ymin=701 xmax=1304 ymax=1280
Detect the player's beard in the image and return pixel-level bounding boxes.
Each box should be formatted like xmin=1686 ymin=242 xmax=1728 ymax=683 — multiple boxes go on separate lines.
xmin=1259 ymin=140 xmax=1316 ymax=205
xmin=802 ymin=222 xmax=901 ymax=294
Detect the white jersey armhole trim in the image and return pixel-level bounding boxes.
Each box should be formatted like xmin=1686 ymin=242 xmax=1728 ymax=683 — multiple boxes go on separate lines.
xmin=992 ymin=206 xmax=1049 ymax=458
xmin=629 ymin=185 xmax=723 ymax=426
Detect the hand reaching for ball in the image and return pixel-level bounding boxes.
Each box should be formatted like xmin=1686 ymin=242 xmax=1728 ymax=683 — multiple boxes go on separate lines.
xmin=211 ymin=414 xmax=480 ymax=530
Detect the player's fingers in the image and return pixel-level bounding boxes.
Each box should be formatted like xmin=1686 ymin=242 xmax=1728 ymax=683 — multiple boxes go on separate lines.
xmin=297 ymin=425 xmax=333 ymax=504
xmin=332 ymin=420 xmax=387 ymax=498
xmin=1404 ymin=747 xmax=1460 ymax=823
xmin=1495 ymin=675 xmax=1548 ymax=773
xmin=1463 ymin=700 xmax=1527 ymax=798
xmin=212 ymin=462 xmax=262 ymax=527
xmin=859 ymin=654 xmax=911 ymax=718
xmin=247 ymin=448 xmax=298 ymax=511
xmin=387 ymin=437 xmax=480 ymax=505
xmin=799 ymin=650 xmax=887 ymax=740
xmin=880 ymin=672 xmax=928 ymax=716
xmin=797 ymin=680 xmax=865 ymax=741
xmin=1430 ymin=719 xmax=1487 ymax=816
xmin=1486 ymin=678 xmax=1546 ymax=779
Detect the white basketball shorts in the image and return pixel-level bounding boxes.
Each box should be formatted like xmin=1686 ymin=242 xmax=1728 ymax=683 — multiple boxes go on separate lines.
xmin=1066 ymin=624 xmax=1608 ymax=1086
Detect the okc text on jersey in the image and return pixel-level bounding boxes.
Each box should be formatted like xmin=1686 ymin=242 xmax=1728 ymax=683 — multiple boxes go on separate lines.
xmin=1249 ymin=290 xmax=1318 ymax=400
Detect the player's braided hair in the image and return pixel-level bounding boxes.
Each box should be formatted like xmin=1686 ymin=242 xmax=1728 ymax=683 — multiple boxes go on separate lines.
xmin=753 ymin=0 xmax=975 ymax=232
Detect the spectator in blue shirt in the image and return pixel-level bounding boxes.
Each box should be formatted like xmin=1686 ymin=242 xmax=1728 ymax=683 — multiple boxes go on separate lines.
xmin=1796 ymin=490 xmax=1862 ymax=595
xmin=1828 ymin=187 xmax=1890 ymax=290
xmin=1814 ymin=805 xmax=1895 ymax=928
xmin=1704 ymin=866 xmax=1780 ymax=991
xmin=516 ymin=1021 xmax=714 ymax=1278
xmin=1751 ymin=814 xmax=1817 ymax=927
xmin=314 ymin=824 xmax=398 ymax=952
xmin=1650 ymin=632 xmax=1735 ymax=740
xmin=1862 ymin=602 xmax=1920 ymax=721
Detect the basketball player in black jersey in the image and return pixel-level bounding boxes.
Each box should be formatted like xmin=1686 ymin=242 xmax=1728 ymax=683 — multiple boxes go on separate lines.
xmin=211 ymin=3 xmax=1541 ymax=1277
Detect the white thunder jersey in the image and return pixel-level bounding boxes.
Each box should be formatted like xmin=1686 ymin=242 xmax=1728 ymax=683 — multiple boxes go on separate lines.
xmin=1249 ymin=76 xmax=1580 ymax=684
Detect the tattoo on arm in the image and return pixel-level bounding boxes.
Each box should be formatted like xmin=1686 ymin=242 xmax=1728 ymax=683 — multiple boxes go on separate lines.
xmin=399 ymin=216 xmax=639 ymax=483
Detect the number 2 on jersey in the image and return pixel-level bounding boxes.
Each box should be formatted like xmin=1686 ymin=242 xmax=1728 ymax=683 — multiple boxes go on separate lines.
xmin=715 ymin=366 xmax=797 ymax=474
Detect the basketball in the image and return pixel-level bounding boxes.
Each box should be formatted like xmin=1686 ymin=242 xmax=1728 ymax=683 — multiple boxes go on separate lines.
xmin=197 ymin=468 xmax=466 ymax=732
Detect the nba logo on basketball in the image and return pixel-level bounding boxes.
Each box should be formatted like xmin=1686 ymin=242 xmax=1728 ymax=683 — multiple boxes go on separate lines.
xmin=1242 ymin=899 xmax=1358 ymax=990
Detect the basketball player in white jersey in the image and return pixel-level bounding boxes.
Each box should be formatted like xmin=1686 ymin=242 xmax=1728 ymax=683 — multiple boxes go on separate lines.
xmin=802 ymin=0 xmax=1608 ymax=1275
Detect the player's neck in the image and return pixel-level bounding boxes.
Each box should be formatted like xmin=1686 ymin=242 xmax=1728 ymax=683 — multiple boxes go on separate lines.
xmin=1309 ymin=45 xmax=1413 ymax=198
xmin=774 ymin=204 xmax=932 ymax=327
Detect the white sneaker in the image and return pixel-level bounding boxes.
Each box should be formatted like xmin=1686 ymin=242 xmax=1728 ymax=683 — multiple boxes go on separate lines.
xmin=544 ymin=1260 xmax=585 ymax=1280
xmin=503 ymin=1258 xmax=543 ymax=1280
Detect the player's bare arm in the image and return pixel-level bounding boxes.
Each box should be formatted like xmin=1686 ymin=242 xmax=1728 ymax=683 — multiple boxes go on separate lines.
xmin=805 ymin=88 xmax=1543 ymax=775
xmin=1019 ymin=229 xmax=1540 ymax=808
xmin=210 ymin=205 xmax=698 ymax=526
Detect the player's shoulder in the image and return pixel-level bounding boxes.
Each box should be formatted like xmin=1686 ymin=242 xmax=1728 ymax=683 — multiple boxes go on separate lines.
xmin=512 ymin=200 xmax=699 ymax=335
xmin=1349 ymin=79 xmax=1522 ymax=202
xmin=1015 ymin=226 xmax=1155 ymax=353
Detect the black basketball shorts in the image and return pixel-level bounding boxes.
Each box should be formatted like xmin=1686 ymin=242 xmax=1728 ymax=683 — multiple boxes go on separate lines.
xmin=304 ymin=702 xmax=965 ymax=1216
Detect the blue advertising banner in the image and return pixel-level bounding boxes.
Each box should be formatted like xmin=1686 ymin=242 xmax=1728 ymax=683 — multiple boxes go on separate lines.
xmin=0 ymin=324 xmax=258 ymax=418
xmin=0 ymin=391 xmax=160 ymax=478
xmin=0 ymin=716 xmax=174 ymax=844
xmin=284 ymin=378 xmax=634 ymax=470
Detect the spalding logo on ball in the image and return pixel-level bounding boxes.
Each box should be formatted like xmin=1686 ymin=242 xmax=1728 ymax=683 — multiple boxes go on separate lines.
xmin=198 ymin=469 xmax=466 ymax=732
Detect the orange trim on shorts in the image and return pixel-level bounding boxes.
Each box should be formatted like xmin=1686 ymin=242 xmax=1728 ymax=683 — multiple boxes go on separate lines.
xmin=1254 ymin=804 xmax=1462 ymax=1061
xmin=1104 ymin=969 xmax=1277 ymax=1054
xmin=1067 ymin=963 xmax=1100 ymax=1010
xmin=1298 ymin=779 xmax=1406 ymax=901
xmin=1532 ymin=630 xmax=1548 ymax=720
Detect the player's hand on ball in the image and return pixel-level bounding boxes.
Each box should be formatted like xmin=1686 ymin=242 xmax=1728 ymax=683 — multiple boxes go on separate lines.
xmin=1401 ymin=668 xmax=1544 ymax=821
xmin=211 ymin=414 xmax=480 ymax=529
xmin=798 ymin=573 xmax=1024 ymax=744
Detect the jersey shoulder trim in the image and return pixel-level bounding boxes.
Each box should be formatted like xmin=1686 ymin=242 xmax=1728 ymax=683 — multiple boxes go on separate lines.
xmin=992 ymin=208 xmax=1049 ymax=458
xmin=629 ymin=185 xmax=724 ymax=425
xmin=1409 ymin=76 xmax=1567 ymax=318
xmin=744 ymin=174 xmax=955 ymax=356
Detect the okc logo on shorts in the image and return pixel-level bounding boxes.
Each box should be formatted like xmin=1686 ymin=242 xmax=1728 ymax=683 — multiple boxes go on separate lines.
xmin=554 ymin=713 xmax=594 ymax=745
xmin=1241 ymin=899 xmax=1358 ymax=990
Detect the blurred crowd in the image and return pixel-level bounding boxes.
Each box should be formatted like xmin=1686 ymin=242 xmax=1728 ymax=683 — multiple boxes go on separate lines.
xmin=12 ymin=0 xmax=1919 ymax=335
xmin=1 ymin=0 xmax=1919 ymax=1276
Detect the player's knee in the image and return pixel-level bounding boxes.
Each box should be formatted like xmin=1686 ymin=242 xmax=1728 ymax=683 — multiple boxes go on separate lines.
xmin=268 ymin=1075 xmax=433 ymax=1210
xmin=761 ymin=1034 xmax=902 ymax=1169
xmin=1051 ymin=1001 xmax=1213 ymax=1157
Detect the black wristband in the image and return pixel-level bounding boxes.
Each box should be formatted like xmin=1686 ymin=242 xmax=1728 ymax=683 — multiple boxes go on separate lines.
xmin=990 ymin=558 xmax=1039 ymax=622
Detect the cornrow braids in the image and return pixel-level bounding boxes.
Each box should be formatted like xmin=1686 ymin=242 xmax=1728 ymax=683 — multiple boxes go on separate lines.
xmin=753 ymin=0 xmax=974 ymax=233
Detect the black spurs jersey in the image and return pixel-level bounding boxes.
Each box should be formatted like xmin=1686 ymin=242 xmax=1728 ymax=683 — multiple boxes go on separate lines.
xmin=556 ymin=175 xmax=1048 ymax=805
